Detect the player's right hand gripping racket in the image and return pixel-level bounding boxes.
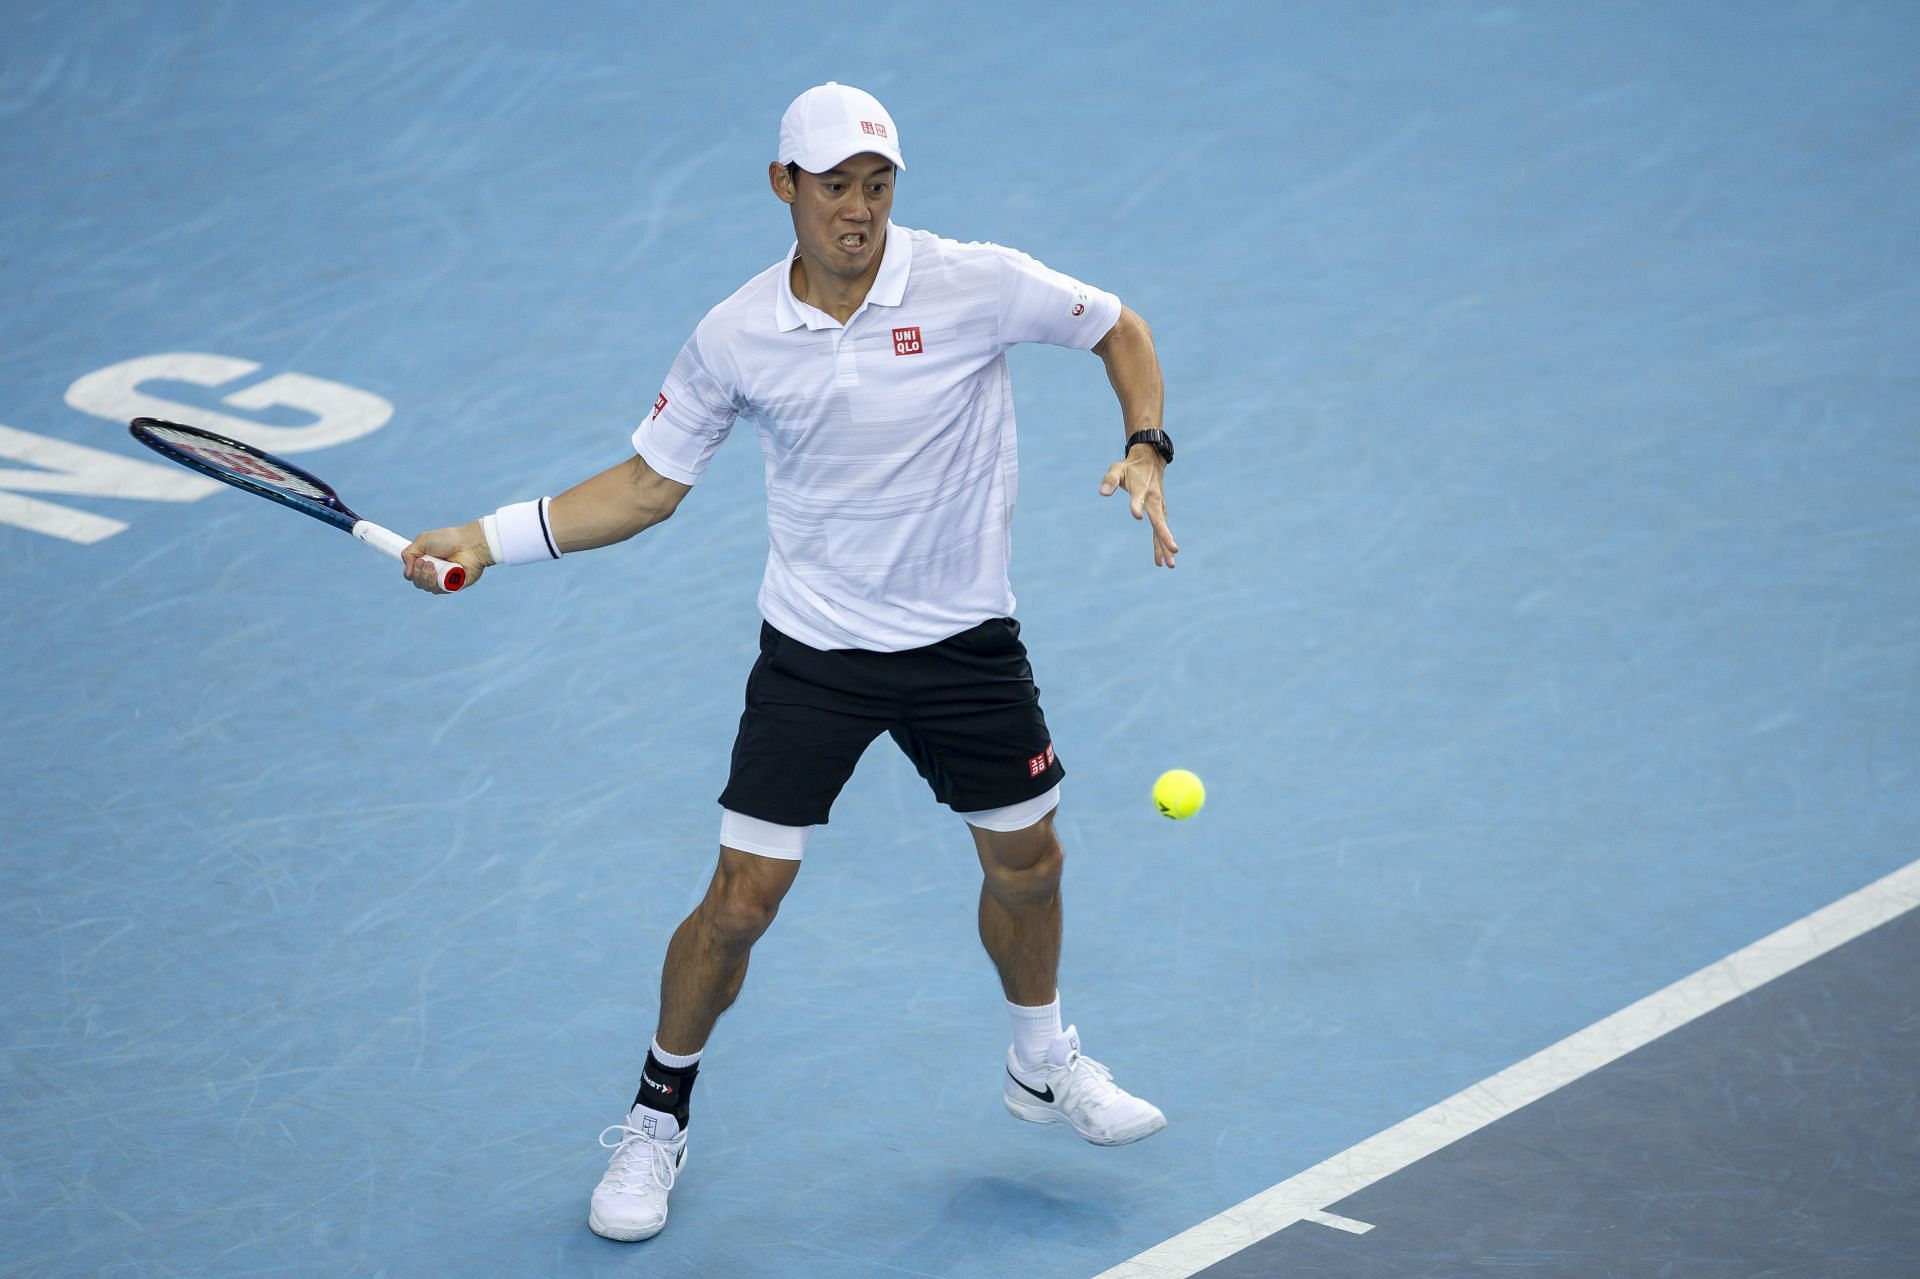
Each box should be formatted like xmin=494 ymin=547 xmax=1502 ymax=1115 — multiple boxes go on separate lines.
xmin=129 ymin=417 xmax=465 ymax=591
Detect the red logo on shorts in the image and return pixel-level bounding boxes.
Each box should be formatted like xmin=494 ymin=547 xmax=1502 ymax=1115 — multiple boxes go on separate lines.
xmin=1027 ymin=743 xmax=1057 ymax=777
xmin=892 ymin=326 xmax=923 ymax=356
xmin=651 ymin=392 xmax=668 ymax=420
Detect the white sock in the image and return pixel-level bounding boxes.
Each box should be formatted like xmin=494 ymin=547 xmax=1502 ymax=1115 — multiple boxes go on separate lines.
xmin=1007 ymin=994 xmax=1063 ymax=1070
xmin=650 ymin=1038 xmax=702 ymax=1070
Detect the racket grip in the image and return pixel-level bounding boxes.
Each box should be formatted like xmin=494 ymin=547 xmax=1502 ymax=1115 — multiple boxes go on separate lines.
xmin=354 ymin=521 xmax=467 ymax=592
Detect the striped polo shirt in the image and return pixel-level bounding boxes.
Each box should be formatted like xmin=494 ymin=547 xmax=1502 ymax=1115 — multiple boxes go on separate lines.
xmin=632 ymin=222 xmax=1122 ymax=652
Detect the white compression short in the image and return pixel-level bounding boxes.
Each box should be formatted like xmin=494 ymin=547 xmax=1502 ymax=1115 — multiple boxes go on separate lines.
xmin=718 ymin=783 xmax=1063 ymax=861
xmin=718 ymin=809 xmax=813 ymax=860
xmin=958 ymin=783 xmax=1062 ymax=833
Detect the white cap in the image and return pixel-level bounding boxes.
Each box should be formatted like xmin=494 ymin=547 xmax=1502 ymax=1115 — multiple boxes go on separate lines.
xmin=777 ymin=82 xmax=905 ymax=174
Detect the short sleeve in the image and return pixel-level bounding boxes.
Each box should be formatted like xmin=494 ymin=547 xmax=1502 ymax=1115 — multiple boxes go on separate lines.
xmin=631 ymin=329 xmax=741 ymax=485
xmin=992 ymin=244 xmax=1123 ymax=351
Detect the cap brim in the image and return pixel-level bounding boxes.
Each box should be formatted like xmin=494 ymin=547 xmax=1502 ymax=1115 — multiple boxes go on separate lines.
xmin=789 ymin=144 xmax=905 ymax=174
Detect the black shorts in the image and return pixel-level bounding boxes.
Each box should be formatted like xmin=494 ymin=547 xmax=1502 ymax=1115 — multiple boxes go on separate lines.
xmin=718 ymin=618 xmax=1067 ymax=827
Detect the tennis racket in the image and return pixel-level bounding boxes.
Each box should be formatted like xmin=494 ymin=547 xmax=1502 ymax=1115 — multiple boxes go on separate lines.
xmin=128 ymin=417 xmax=465 ymax=591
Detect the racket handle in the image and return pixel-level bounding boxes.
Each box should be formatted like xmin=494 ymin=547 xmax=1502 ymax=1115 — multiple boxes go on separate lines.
xmin=353 ymin=521 xmax=467 ymax=592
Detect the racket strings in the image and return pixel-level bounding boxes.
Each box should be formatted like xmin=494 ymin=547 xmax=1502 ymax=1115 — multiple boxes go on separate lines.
xmin=142 ymin=424 xmax=334 ymax=502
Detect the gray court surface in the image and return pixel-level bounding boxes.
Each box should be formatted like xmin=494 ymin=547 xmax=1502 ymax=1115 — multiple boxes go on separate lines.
xmin=1196 ymin=908 xmax=1920 ymax=1278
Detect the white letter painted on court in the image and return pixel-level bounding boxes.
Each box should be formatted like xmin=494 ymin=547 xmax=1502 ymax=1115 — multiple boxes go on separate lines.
xmin=0 ymin=423 xmax=221 ymax=544
xmin=0 ymin=354 xmax=395 ymax=544
xmin=64 ymin=353 xmax=393 ymax=452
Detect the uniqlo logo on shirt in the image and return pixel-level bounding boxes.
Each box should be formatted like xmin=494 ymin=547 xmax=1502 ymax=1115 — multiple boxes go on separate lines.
xmin=861 ymin=120 xmax=889 ymax=138
xmin=892 ymin=326 xmax=923 ymax=356
xmin=651 ymin=392 xmax=668 ymax=420
xmin=1027 ymin=742 xmax=1056 ymax=777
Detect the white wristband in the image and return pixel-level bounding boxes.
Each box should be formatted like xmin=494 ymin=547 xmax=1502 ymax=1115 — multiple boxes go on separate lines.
xmin=480 ymin=513 xmax=505 ymax=565
xmin=491 ymin=498 xmax=561 ymax=565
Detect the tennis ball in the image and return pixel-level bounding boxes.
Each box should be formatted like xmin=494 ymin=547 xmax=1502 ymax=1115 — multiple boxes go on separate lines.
xmin=1153 ymin=769 xmax=1205 ymax=820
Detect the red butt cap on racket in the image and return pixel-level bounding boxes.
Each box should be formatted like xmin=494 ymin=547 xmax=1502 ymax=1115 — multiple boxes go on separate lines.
xmin=428 ymin=557 xmax=466 ymax=591
xmin=360 ymin=524 xmax=466 ymax=591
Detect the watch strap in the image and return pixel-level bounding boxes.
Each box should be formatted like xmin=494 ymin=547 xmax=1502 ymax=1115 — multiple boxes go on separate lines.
xmin=1125 ymin=428 xmax=1174 ymax=464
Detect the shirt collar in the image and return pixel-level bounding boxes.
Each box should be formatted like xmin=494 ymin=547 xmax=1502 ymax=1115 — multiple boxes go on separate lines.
xmin=774 ymin=221 xmax=911 ymax=332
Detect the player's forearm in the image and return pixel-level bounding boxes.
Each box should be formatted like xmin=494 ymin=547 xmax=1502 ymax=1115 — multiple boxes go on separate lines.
xmin=1094 ymin=306 xmax=1165 ymax=441
xmin=549 ymin=454 xmax=692 ymax=552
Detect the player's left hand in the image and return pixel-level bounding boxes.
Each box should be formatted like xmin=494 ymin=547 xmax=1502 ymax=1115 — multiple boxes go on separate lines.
xmin=1100 ymin=447 xmax=1178 ymax=568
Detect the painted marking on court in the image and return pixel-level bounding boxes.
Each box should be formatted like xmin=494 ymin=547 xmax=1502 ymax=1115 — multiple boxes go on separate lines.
xmin=1094 ymin=857 xmax=1920 ymax=1279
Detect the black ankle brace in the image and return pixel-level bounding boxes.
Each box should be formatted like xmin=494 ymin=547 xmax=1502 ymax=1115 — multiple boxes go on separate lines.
xmin=633 ymin=1051 xmax=697 ymax=1127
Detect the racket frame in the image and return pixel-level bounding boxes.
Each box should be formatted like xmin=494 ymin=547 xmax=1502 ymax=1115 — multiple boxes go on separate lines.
xmin=128 ymin=417 xmax=465 ymax=590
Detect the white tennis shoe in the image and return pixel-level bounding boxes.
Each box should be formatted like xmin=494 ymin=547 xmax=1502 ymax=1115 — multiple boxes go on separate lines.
xmin=1003 ymin=1025 xmax=1166 ymax=1146
xmin=588 ymin=1111 xmax=687 ymax=1242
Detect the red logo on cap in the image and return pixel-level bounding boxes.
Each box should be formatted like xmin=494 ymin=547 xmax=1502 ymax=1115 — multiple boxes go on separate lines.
xmin=892 ymin=326 xmax=923 ymax=356
xmin=861 ymin=120 xmax=888 ymax=138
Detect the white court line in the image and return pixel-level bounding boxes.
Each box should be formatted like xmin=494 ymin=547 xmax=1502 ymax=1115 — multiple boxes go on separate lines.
xmin=1094 ymin=857 xmax=1920 ymax=1279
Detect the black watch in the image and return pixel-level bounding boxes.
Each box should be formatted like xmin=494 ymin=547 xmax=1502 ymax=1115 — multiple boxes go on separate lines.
xmin=1125 ymin=428 xmax=1174 ymax=464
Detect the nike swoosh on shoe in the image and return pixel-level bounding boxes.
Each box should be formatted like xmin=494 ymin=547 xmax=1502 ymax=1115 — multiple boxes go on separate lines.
xmin=1007 ymin=1071 xmax=1055 ymax=1103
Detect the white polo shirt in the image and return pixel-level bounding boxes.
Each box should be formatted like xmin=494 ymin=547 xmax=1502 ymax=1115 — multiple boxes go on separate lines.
xmin=632 ymin=222 xmax=1122 ymax=652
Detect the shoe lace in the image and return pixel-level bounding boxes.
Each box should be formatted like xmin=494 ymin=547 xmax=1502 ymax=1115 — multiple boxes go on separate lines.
xmin=597 ymin=1124 xmax=681 ymax=1194
xmin=1064 ymin=1052 xmax=1124 ymax=1112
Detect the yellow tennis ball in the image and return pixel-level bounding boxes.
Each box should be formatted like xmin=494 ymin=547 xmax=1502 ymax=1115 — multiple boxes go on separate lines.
xmin=1153 ymin=769 xmax=1205 ymax=819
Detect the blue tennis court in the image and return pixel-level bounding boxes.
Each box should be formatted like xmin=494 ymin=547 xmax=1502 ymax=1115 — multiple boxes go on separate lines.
xmin=4 ymin=3 xmax=1917 ymax=1276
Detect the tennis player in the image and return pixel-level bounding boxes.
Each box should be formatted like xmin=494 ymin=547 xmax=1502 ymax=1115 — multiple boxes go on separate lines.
xmin=404 ymin=82 xmax=1178 ymax=1244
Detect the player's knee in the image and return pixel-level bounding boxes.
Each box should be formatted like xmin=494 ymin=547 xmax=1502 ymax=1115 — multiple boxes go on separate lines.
xmin=984 ymin=832 xmax=1063 ymax=905
xmin=703 ymin=871 xmax=784 ymax=945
